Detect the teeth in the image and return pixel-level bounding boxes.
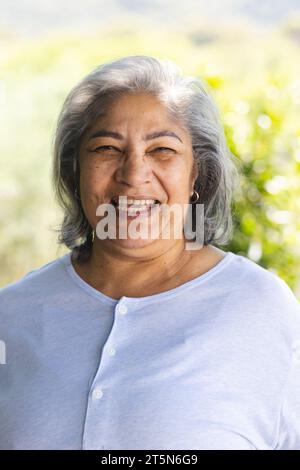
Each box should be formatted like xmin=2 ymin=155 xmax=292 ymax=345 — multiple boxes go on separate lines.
xmin=111 ymin=196 xmax=160 ymax=216
xmin=112 ymin=197 xmax=157 ymax=206
xmin=126 ymin=199 xmax=155 ymax=205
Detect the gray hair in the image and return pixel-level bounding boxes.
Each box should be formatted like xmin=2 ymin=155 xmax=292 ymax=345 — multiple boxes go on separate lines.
xmin=52 ymin=55 xmax=241 ymax=263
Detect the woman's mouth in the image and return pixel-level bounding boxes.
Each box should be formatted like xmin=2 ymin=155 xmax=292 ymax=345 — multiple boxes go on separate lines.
xmin=110 ymin=196 xmax=161 ymax=218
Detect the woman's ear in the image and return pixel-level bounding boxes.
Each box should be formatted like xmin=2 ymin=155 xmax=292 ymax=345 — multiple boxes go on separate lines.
xmin=191 ymin=159 xmax=199 ymax=188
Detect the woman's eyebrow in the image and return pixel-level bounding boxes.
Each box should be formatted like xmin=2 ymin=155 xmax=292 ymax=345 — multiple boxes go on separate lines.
xmin=145 ymin=130 xmax=182 ymax=143
xmin=88 ymin=129 xmax=183 ymax=143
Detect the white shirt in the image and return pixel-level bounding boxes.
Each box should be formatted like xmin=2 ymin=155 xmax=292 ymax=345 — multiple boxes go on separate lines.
xmin=0 ymin=250 xmax=300 ymax=450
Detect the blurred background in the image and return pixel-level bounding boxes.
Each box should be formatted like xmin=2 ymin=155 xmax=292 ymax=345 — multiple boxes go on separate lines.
xmin=1 ymin=0 xmax=300 ymax=298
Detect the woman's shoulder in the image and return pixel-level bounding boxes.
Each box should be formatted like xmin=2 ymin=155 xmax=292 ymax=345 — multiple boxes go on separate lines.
xmin=220 ymin=251 xmax=300 ymax=337
xmin=228 ymin=251 xmax=298 ymax=299
xmin=202 ymin=247 xmax=298 ymax=302
xmin=0 ymin=252 xmax=71 ymax=310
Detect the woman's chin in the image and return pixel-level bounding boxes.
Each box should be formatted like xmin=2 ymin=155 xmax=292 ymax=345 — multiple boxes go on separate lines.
xmin=107 ymin=236 xmax=157 ymax=250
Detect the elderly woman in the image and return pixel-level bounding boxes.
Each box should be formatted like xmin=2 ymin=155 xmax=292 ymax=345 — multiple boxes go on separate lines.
xmin=1 ymin=55 xmax=300 ymax=451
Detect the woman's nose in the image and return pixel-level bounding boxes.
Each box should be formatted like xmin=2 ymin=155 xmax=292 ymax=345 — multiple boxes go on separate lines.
xmin=114 ymin=151 xmax=152 ymax=186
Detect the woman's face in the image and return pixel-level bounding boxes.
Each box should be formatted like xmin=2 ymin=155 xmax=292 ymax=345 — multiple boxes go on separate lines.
xmin=78 ymin=92 xmax=198 ymax=253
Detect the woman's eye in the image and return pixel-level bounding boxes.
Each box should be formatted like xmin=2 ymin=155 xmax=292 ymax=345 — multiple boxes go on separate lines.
xmin=94 ymin=145 xmax=119 ymax=152
xmin=154 ymin=147 xmax=174 ymax=152
xmin=91 ymin=146 xmax=174 ymax=155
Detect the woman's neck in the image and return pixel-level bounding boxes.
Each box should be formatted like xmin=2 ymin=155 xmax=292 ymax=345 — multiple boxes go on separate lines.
xmin=71 ymin=238 xmax=201 ymax=299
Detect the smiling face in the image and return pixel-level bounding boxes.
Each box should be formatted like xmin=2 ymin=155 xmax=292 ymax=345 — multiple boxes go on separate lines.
xmin=78 ymin=91 xmax=198 ymax=254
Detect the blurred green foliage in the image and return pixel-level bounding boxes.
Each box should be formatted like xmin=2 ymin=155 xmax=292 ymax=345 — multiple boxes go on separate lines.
xmin=0 ymin=21 xmax=299 ymax=297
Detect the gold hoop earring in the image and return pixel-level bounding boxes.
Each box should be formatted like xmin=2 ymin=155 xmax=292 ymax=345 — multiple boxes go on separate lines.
xmin=92 ymin=229 xmax=95 ymax=243
xmin=190 ymin=189 xmax=199 ymax=203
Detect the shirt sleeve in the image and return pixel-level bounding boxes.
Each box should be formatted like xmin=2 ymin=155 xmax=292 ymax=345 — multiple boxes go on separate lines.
xmin=274 ymin=339 xmax=300 ymax=450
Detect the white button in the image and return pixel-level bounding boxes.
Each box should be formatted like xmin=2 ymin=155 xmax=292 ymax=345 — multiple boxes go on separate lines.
xmin=92 ymin=388 xmax=103 ymax=400
xmin=117 ymin=304 xmax=128 ymax=315
xmin=108 ymin=347 xmax=116 ymax=356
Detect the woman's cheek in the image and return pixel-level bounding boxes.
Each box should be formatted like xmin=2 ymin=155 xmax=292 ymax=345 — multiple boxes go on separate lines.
xmin=161 ymin=161 xmax=190 ymax=187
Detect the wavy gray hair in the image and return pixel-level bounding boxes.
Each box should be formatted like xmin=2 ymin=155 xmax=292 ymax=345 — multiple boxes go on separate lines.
xmin=52 ymin=55 xmax=241 ymax=263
